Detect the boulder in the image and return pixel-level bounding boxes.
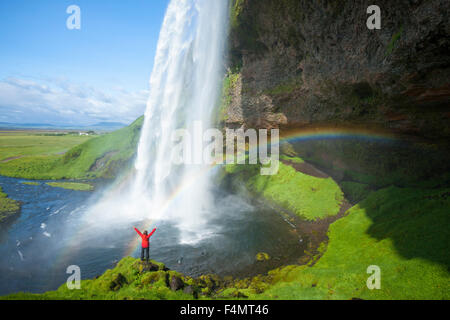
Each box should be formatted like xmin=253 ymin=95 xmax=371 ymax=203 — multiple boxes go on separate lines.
xmin=169 ymin=275 xmax=185 ymax=291
xmin=109 ymin=273 xmax=127 ymax=291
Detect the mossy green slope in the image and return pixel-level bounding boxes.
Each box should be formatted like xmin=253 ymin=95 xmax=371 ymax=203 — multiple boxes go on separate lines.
xmin=224 ymin=159 xmax=344 ymax=220
xmin=2 ymin=258 xmax=199 ymax=300
xmin=0 ymin=186 xmax=20 ymax=224
xmin=247 ymin=186 xmax=450 ymax=300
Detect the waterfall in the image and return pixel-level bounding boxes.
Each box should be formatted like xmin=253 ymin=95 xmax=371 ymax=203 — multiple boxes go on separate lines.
xmin=84 ymin=0 xmax=229 ymax=245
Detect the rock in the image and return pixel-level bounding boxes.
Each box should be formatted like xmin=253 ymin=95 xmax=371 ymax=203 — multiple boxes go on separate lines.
xmin=109 ymin=273 xmax=127 ymax=291
xmin=183 ymin=285 xmax=194 ymax=295
xmin=226 ymin=0 xmax=450 ymax=142
xmin=232 ymin=290 xmax=248 ymax=299
xmin=256 ymin=252 xmax=270 ymax=261
xmin=141 ymin=262 xmax=160 ymax=273
xmin=134 ymin=260 xmax=166 ymax=273
xmin=169 ymin=275 xmax=185 ymax=291
xmin=182 ymin=285 xmax=198 ymax=299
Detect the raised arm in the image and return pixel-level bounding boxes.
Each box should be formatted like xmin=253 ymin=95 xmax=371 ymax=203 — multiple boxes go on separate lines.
xmin=148 ymin=228 xmax=156 ymax=237
xmin=134 ymin=227 xmax=143 ymax=237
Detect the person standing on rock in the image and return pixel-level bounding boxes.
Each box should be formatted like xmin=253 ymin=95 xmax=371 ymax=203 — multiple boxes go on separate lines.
xmin=134 ymin=227 xmax=156 ymax=262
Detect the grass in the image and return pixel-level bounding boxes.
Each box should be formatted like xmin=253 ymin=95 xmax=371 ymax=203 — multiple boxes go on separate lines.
xmin=340 ymin=181 xmax=372 ymax=203
xmin=225 ymin=159 xmax=344 ymax=220
xmin=21 ymin=181 xmax=40 ymax=186
xmin=245 ymin=186 xmax=450 ymax=300
xmin=0 ymin=117 xmax=143 ymax=180
xmin=0 ymin=131 xmax=92 ymax=162
xmin=6 ymin=185 xmax=448 ymax=300
xmin=46 ymin=182 xmax=94 ymax=191
xmin=0 ymin=186 xmax=20 ymax=224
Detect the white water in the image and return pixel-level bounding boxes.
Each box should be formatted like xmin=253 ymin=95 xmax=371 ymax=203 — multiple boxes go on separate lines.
xmin=84 ymin=0 xmax=228 ymax=244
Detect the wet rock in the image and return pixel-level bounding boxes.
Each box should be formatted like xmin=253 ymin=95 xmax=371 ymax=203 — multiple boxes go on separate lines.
xmin=133 ymin=260 xmax=166 ymax=273
xmin=183 ymin=285 xmax=194 ymax=295
xmin=169 ymin=275 xmax=185 ymax=291
xmin=182 ymin=285 xmax=199 ymax=299
xmin=141 ymin=262 xmax=160 ymax=273
xmin=227 ymin=0 xmax=450 ymax=141
xmin=232 ymin=290 xmax=248 ymax=299
xmin=109 ymin=273 xmax=127 ymax=291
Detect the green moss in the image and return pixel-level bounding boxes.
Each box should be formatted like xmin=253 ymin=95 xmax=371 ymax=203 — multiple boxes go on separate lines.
xmin=340 ymin=181 xmax=372 ymax=203
xmin=229 ymin=0 xmax=245 ymax=30
xmin=21 ymin=181 xmax=40 ymax=186
xmin=0 ymin=187 xmax=20 ymax=224
xmin=2 ymin=257 xmax=196 ymax=300
xmin=46 ymin=182 xmax=94 ymax=191
xmin=280 ymin=155 xmax=304 ymax=164
xmin=264 ymin=76 xmax=303 ymax=96
xmin=256 ymin=252 xmax=270 ymax=261
xmin=386 ymin=26 xmax=403 ymax=55
xmin=217 ymin=71 xmax=240 ymax=122
xmin=248 ymin=186 xmax=450 ymax=300
xmin=225 ymin=160 xmax=344 ymax=220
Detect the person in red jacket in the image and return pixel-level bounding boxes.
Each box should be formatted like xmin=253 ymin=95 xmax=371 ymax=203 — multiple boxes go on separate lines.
xmin=134 ymin=227 xmax=156 ymax=262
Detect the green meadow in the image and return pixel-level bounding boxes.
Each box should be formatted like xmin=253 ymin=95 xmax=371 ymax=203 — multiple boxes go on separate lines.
xmin=0 ymin=131 xmax=92 ymax=179
xmin=0 ymin=116 xmax=143 ymax=180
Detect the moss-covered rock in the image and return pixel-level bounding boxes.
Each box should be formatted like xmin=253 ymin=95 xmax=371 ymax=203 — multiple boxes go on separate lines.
xmin=256 ymin=252 xmax=270 ymax=261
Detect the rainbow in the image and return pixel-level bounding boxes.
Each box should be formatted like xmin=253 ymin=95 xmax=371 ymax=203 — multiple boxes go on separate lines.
xmin=125 ymin=125 xmax=398 ymax=255
xmin=279 ymin=125 xmax=397 ymax=144
xmin=59 ymin=126 xmax=399 ymax=262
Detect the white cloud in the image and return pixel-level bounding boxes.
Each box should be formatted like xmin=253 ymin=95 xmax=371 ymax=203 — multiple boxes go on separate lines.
xmin=0 ymin=77 xmax=148 ymax=125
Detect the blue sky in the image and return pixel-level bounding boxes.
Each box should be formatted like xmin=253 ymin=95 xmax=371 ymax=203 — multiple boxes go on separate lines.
xmin=0 ymin=0 xmax=170 ymax=125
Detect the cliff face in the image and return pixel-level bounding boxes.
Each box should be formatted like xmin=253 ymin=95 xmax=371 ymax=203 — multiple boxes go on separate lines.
xmin=223 ymin=0 xmax=450 ymax=141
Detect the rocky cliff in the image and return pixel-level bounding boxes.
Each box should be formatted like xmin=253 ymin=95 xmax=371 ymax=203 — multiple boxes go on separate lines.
xmin=222 ymin=0 xmax=450 ymax=142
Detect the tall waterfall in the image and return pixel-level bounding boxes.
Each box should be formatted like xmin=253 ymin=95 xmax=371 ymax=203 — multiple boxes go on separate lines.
xmin=84 ymin=0 xmax=229 ymax=244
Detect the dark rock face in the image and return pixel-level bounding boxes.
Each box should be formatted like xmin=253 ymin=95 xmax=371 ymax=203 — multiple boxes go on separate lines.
xmin=141 ymin=262 xmax=161 ymax=273
xmin=226 ymin=0 xmax=450 ymax=141
xmin=169 ymin=275 xmax=185 ymax=291
xmin=183 ymin=285 xmax=194 ymax=295
xmin=182 ymin=285 xmax=199 ymax=299
xmin=109 ymin=273 xmax=127 ymax=291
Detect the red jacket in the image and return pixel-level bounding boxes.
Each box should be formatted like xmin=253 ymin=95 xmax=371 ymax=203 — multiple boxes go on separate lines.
xmin=134 ymin=227 xmax=156 ymax=248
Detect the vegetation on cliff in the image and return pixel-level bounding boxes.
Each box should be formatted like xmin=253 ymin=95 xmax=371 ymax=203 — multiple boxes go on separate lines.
xmin=225 ymin=0 xmax=450 ymax=141
xmin=223 ymin=157 xmax=344 ymax=221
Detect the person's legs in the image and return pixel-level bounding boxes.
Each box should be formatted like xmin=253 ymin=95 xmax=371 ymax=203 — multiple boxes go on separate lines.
xmin=145 ymin=247 xmax=149 ymax=262
xmin=141 ymin=247 xmax=145 ymax=261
